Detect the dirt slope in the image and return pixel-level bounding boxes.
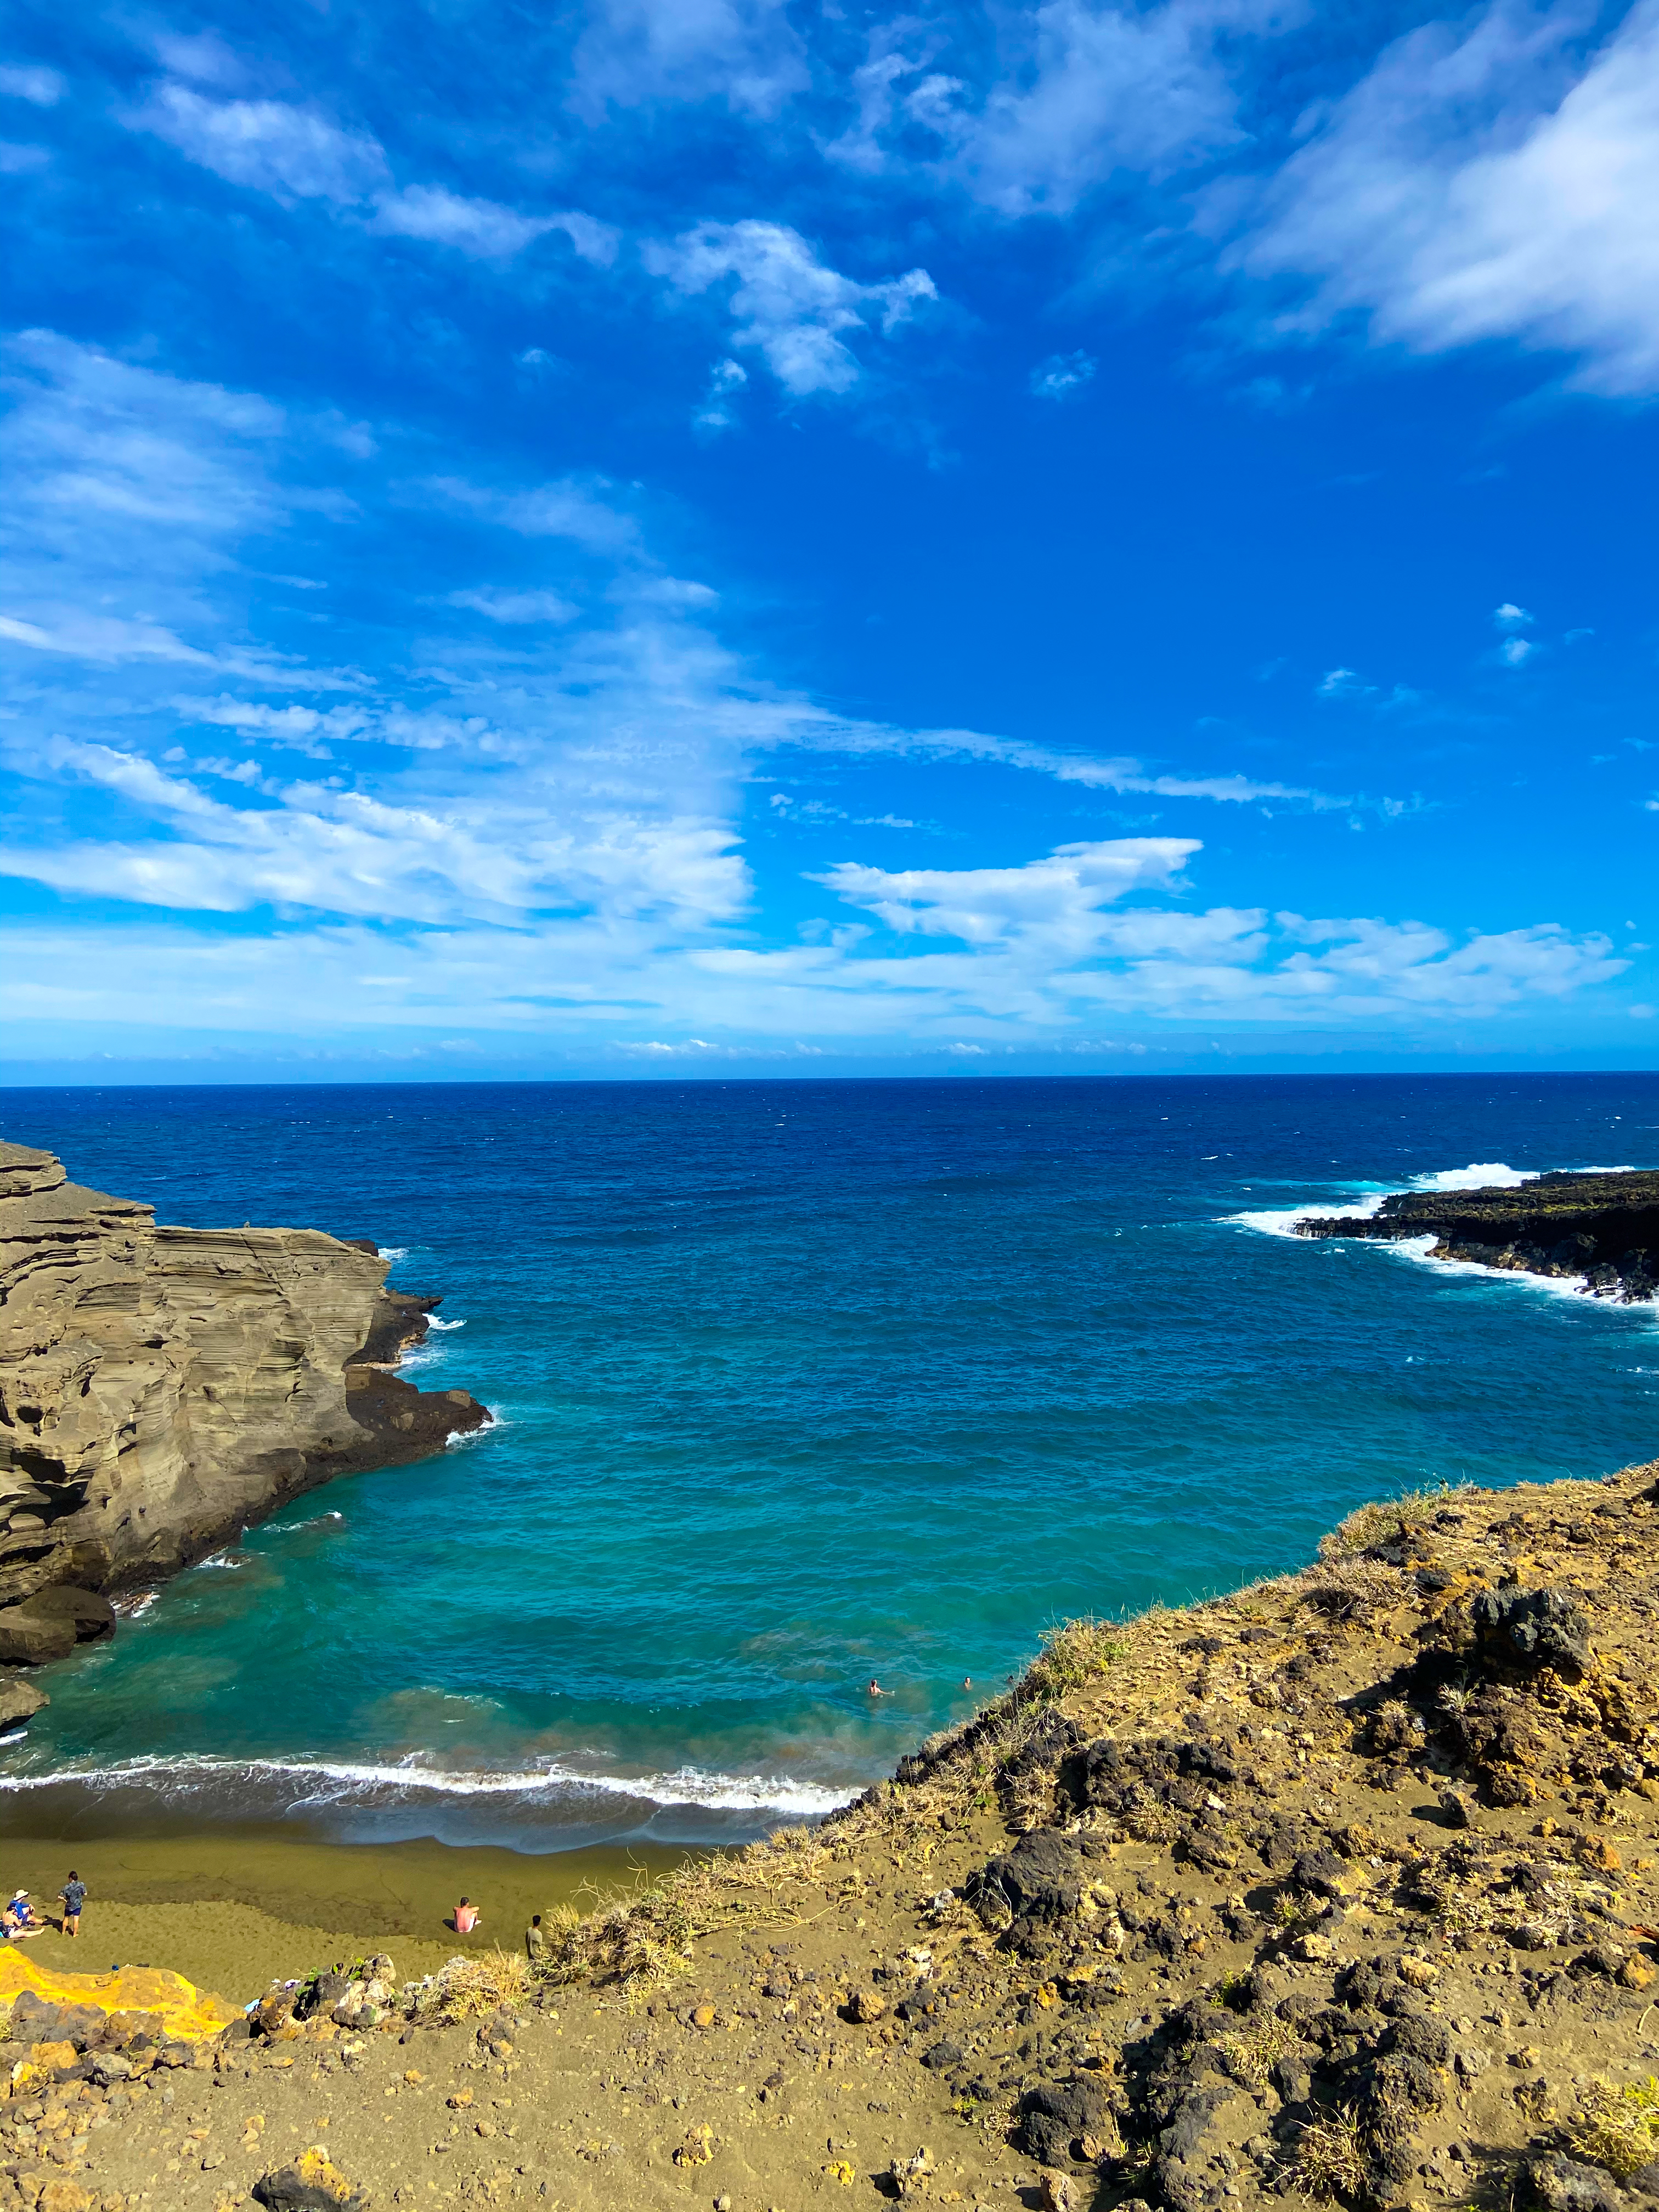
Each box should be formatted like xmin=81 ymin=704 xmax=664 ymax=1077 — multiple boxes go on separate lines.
xmin=20 ymin=1454 xmax=1659 ymax=2212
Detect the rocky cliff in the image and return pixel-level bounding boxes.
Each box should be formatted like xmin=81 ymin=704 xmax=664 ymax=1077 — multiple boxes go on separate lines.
xmin=1295 ymin=1169 xmax=1659 ymax=1300
xmin=0 ymin=1139 xmax=488 ymax=1723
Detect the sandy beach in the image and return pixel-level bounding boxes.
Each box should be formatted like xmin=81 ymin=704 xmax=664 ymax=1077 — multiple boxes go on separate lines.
xmin=0 ymin=1823 xmax=697 ymax=2005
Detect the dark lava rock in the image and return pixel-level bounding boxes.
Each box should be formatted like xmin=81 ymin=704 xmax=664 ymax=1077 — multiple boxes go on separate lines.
xmin=254 ymin=2162 xmax=372 ymax=2211
xmin=1291 ymin=1846 xmax=1347 ymax=1898
xmin=919 ymin=2038 xmax=963 ymax=2071
xmin=972 ymin=1829 xmax=1087 ymax=1926
xmin=9 ymin=1989 xmax=106 ymax=2049
xmin=1459 ymin=1587 xmax=1593 ymax=1679
xmin=1019 ymin=2076 xmax=1109 ymax=2164
xmin=1519 ymin=2154 xmax=1629 ymax=2212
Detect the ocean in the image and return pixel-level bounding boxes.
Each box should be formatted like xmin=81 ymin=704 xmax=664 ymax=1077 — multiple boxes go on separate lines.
xmin=1 ymin=1073 xmax=1655 ymax=1854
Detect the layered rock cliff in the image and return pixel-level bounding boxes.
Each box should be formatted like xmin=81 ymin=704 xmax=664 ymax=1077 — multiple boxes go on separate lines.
xmin=1295 ymin=1167 xmax=1659 ymax=1300
xmin=0 ymin=1139 xmax=488 ymax=1720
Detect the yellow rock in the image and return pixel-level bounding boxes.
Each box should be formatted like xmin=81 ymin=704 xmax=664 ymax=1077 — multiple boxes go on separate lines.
xmin=291 ymin=2147 xmax=359 ymax=2203
xmin=37 ymin=2182 xmax=96 ymax=2212
xmin=823 ymin=2160 xmax=856 ymax=2185
xmin=0 ymin=1951 xmax=239 ymax=2043
xmin=674 ymin=2123 xmax=715 ymax=2168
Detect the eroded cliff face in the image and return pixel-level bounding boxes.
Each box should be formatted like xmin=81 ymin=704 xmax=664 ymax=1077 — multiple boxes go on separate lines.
xmin=0 ymin=1139 xmax=487 ymax=1709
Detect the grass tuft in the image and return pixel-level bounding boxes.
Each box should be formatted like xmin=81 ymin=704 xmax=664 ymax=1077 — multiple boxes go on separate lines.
xmin=1287 ymin=2108 xmax=1369 ymax=2200
xmin=1023 ymin=1617 xmax=1123 ymax=1702
xmin=1568 ymin=2079 xmax=1659 ymax=2179
xmin=415 ymin=1948 xmax=531 ymax=2023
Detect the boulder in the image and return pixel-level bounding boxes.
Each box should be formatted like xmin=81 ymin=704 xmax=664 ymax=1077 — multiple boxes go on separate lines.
xmin=0 ymin=1673 xmax=47 ymax=1730
xmin=973 ymin=1830 xmax=1087 ymax=1927
xmin=0 ymin=1601 xmax=75 ymax=1664
xmin=253 ymin=2149 xmax=370 ymax=2210
xmin=1020 ymin=2077 xmax=1110 ymax=2165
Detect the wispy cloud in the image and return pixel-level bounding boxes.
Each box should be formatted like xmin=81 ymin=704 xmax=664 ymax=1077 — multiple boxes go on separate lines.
xmin=1235 ymin=0 xmax=1659 ymax=395
xmin=130 ymin=81 xmax=608 ymax=265
xmin=644 ymin=221 xmax=937 ymax=398
xmin=0 ymin=64 xmax=64 ymax=106
xmin=1030 ymin=350 xmax=1097 ymax=398
xmin=828 ymin=0 xmax=1271 ymax=215
xmin=570 ymin=0 xmax=808 ymax=119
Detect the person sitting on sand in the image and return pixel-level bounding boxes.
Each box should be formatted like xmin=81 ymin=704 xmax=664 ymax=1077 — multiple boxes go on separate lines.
xmin=526 ymin=1913 xmax=548 ymax=1965
xmin=58 ymin=1872 xmax=86 ymax=1938
xmin=453 ymin=1896 xmax=481 ymax=1935
xmin=5 ymin=1892 xmax=43 ymax=1939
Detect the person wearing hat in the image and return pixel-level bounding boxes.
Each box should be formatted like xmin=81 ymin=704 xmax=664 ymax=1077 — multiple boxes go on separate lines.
xmin=4 ymin=1891 xmax=43 ymax=1939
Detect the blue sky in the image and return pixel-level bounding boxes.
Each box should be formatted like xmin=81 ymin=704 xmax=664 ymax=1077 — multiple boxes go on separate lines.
xmin=2 ymin=0 xmax=1657 ymax=1080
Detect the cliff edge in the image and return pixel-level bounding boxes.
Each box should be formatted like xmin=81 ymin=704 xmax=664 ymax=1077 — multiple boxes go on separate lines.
xmin=0 ymin=1139 xmax=488 ymax=1717
xmin=1295 ymin=1168 xmax=1659 ymax=1302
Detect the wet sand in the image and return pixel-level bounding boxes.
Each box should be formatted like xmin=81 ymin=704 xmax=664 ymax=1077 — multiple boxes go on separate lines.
xmin=0 ymin=1823 xmax=700 ymax=2005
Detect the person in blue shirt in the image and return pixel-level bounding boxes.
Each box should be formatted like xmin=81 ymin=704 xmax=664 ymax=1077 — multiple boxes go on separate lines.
xmin=4 ymin=1892 xmax=43 ymax=1939
xmin=58 ymin=1873 xmax=86 ymax=1937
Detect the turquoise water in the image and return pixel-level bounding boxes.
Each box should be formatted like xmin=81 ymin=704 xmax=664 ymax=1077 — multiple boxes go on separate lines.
xmin=1 ymin=1074 xmax=1656 ymax=1851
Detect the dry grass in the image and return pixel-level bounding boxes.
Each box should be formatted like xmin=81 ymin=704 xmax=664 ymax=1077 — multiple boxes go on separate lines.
xmin=414 ymin=1948 xmax=532 ymax=2023
xmin=1568 ymin=2079 xmax=1659 ymax=2179
xmin=1318 ymin=1481 xmax=1472 ymax=1563
xmin=1286 ymin=2108 xmax=1369 ymax=2200
xmin=1023 ymin=1617 xmax=1124 ymax=1702
xmin=1221 ymin=2016 xmax=1304 ymax=2090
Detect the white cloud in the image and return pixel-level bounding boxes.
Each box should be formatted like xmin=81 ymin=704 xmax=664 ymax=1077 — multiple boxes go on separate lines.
xmin=830 ymin=0 xmax=1272 ymax=215
xmin=816 ymin=839 xmax=1198 ymax=948
xmin=1030 ymin=349 xmax=1098 ymax=398
xmin=779 ymin=714 xmax=1374 ymax=811
xmin=131 ymin=84 xmax=611 ymax=266
xmin=571 ymin=0 xmax=808 ymax=119
xmin=0 ymin=610 xmax=217 ymax=666
xmin=1494 ymin=601 xmax=1533 ymax=628
xmin=0 ymin=64 xmax=63 ymax=106
xmin=695 ymin=357 xmax=749 ymax=435
xmin=1238 ymin=0 xmax=1659 ymax=395
xmin=1500 ymin=635 xmax=1536 ymax=666
xmin=136 ymin=83 xmax=390 ymax=201
xmin=371 ymin=186 xmax=618 ymax=264
xmin=2 ymin=334 xmax=1622 ymax=1060
xmin=427 ymin=472 xmax=643 ymax=554
xmin=644 ymin=221 xmax=936 ymax=397
xmin=446 ymin=587 xmax=580 ymax=624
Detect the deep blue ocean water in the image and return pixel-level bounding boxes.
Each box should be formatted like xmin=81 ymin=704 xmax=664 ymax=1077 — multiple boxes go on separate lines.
xmin=1 ymin=1074 xmax=1656 ymax=1852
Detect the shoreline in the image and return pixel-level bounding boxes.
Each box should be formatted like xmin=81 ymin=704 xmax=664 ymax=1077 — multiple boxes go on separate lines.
xmin=10 ymin=1454 xmax=1659 ymax=2212
xmin=0 ymin=1820 xmax=701 ymax=2003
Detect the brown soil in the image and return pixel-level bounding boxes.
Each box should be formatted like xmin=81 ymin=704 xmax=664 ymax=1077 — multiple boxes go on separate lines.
xmin=21 ymin=1455 xmax=1659 ymax=2212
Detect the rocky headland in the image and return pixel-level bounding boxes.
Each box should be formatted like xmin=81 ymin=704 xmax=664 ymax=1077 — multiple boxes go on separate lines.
xmin=0 ymin=1140 xmax=488 ymax=1728
xmin=14 ymin=1457 xmax=1659 ymax=2212
xmin=1294 ymin=1171 xmax=1659 ymax=1301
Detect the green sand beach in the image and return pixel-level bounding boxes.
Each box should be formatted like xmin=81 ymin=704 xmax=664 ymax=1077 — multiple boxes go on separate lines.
xmin=0 ymin=1822 xmax=696 ymax=2004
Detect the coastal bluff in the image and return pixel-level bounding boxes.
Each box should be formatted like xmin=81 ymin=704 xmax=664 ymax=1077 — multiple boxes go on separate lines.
xmin=1295 ymin=1167 xmax=1659 ymax=1301
xmin=0 ymin=1140 xmax=487 ymax=1716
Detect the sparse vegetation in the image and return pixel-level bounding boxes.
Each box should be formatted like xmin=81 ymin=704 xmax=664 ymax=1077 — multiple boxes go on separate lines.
xmin=1221 ymin=2016 xmax=1303 ymax=2088
xmin=1023 ymin=1616 xmax=1124 ymax=1701
xmin=1287 ymin=2108 xmax=1369 ymax=2200
xmin=1568 ymin=2078 xmax=1659 ymax=2179
xmin=414 ymin=1947 xmax=531 ymax=2023
xmin=1318 ymin=1480 xmax=1472 ymax=1562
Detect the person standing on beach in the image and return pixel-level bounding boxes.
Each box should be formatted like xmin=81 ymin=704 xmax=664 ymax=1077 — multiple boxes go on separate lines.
xmin=525 ymin=1913 xmax=548 ymax=1966
xmin=58 ymin=1872 xmax=86 ymax=1938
